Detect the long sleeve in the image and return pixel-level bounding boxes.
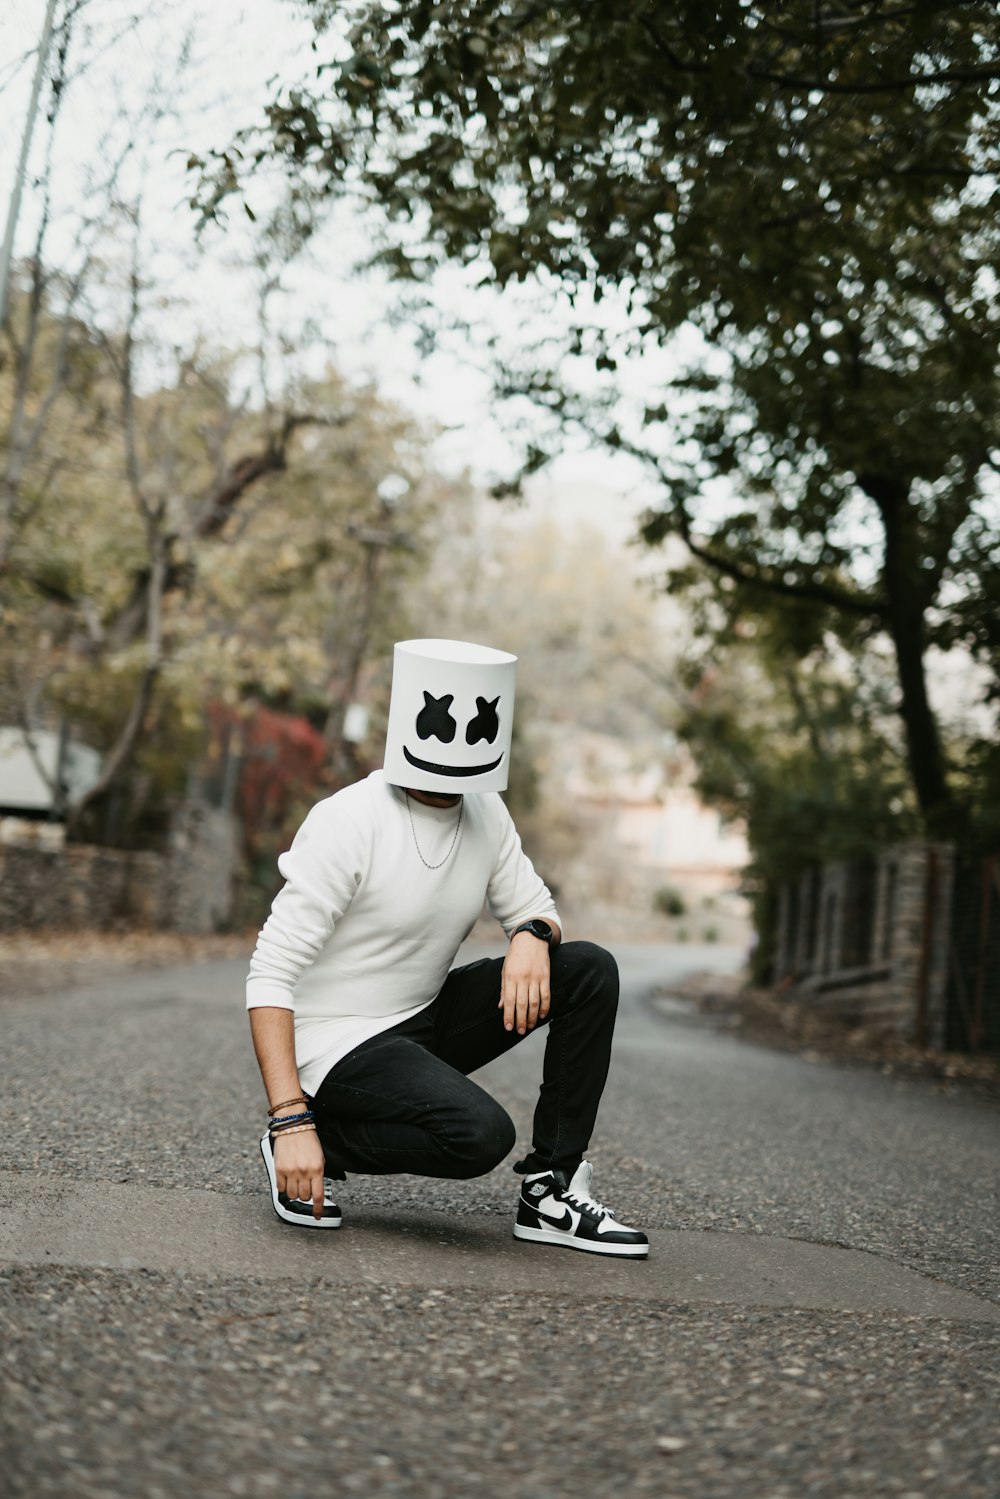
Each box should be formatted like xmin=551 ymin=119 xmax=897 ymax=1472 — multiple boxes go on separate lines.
xmin=245 ymin=800 xmax=368 ymax=1011
xmin=486 ymin=797 xmax=561 ymax=938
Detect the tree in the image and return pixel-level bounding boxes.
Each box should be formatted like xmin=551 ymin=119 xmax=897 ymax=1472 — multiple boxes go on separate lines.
xmin=663 ymin=607 xmax=923 ymax=976
xmin=199 ymin=0 xmax=1000 ymax=841
xmin=0 ymin=0 xmax=465 ymax=840
xmin=0 ymin=279 xmax=463 ymax=843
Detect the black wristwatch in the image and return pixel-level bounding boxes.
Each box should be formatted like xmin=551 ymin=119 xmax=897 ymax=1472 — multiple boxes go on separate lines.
xmin=510 ymin=919 xmax=555 ymax=946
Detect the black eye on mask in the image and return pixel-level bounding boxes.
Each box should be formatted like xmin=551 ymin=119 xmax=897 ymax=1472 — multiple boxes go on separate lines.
xmin=466 ymin=696 xmax=500 ymax=746
xmin=416 ymin=692 xmax=457 ymax=744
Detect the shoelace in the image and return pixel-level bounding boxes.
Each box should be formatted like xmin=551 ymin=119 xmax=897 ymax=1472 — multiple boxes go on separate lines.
xmin=563 ymin=1189 xmax=617 ymax=1222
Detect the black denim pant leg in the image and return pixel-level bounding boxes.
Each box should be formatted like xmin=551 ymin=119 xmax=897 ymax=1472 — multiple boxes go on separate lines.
xmin=431 ymin=939 xmax=620 ymax=1177
xmin=311 ymin=1019 xmax=517 ymax=1180
xmin=310 ymin=940 xmax=619 ymax=1181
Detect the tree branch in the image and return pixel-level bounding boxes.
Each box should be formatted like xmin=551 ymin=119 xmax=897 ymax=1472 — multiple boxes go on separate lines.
xmin=66 ymin=538 xmax=166 ymax=831
xmin=680 ymin=526 xmax=884 ymax=618
xmin=749 ymin=63 xmax=1000 ymax=93
xmin=190 ymin=410 xmax=352 ymax=539
xmin=104 ymin=408 xmax=354 ymax=652
xmin=607 ymin=431 xmax=887 ymax=620
xmin=120 ymin=209 xmax=152 ymax=521
xmin=638 ymin=14 xmax=998 ymax=95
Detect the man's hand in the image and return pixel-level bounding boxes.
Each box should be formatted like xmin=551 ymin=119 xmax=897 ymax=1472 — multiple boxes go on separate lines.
xmin=273 ymin=1129 xmax=327 ymax=1220
xmin=499 ymin=931 xmax=552 ymax=1035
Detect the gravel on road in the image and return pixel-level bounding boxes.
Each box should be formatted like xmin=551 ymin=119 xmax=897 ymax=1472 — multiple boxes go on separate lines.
xmin=2 ymin=1265 xmax=997 ymax=1499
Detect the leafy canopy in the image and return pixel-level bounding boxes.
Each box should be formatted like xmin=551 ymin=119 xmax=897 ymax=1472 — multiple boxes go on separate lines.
xmin=215 ymin=1 xmax=999 ymax=612
xmin=192 ymin=3 xmax=1000 ymax=840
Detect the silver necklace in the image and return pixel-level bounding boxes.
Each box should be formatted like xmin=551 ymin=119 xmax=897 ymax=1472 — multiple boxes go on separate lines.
xmin=405 ymin=793 xmax=464 ymax=869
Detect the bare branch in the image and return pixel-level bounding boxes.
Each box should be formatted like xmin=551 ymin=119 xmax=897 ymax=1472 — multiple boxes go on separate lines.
xmin=119 ymin=205 xmax=153 ymax=523
xmin=189 ymin=410 xmax=353 ymax=539
xmin=0 ymin=122 xmax=135 ymax=574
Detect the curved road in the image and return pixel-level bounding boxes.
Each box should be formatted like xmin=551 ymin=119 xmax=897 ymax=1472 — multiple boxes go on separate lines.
xmin=1 ymin=939 xmax=998 ymax=1498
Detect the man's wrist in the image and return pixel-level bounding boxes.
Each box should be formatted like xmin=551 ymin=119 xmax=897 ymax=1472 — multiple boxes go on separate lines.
xmin=510 ymin=918 xmax=556 ymax=947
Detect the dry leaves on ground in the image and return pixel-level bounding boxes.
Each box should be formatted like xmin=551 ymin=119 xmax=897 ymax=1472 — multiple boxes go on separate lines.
xmin=657 ymin=974 xmax=1000 ymax=1097
xmin=0 ymin=930 xmax=255 ymax=999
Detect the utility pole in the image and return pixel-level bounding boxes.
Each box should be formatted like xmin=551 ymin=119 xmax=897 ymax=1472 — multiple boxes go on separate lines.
xmin=0 ymin=0 xmax=60 ymax=329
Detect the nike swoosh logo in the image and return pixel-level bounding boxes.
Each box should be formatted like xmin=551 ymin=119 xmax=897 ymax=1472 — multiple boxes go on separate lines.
xmin=537 ymin=1205 xmax=574 ymax=1231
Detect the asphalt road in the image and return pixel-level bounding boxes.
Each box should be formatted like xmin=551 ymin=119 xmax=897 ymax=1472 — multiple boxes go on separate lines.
xmin=2 ymin=937 xmax=998 ymax=1498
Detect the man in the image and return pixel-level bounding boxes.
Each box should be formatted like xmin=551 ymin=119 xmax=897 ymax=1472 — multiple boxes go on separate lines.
xmin=246 ymin=638 xmax=647 ymax=1258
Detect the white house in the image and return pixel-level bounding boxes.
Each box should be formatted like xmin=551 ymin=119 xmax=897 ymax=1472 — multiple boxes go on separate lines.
xmin=0 ymin=727 xmax=102 ymax=816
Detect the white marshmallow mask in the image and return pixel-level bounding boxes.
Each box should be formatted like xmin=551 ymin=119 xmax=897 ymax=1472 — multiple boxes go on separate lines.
xmin=383 ymin=639 xmax=517 ymax=794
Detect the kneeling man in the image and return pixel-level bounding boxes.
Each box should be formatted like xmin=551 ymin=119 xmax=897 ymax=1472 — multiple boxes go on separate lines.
xmin=246 ymin=638 xmax=647 ymax=1258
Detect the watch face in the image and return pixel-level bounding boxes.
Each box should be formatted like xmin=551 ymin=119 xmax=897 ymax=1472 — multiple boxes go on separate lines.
xmin=513 ymin=919 xmax=552 ymax=943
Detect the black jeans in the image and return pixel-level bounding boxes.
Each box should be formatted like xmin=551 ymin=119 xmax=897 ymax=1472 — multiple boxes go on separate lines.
xmin=310 ymin=940 xmax=619 ymax=1181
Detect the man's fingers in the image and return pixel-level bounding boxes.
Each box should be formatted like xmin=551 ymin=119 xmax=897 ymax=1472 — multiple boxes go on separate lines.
xmin=500 ymin=962 xmax=551 ymax=1033
xmin=312 ymin=1172 xmax=325 ymax=1219
xmin=519 ymin=979 xmax=544 ymax=1031
xmin=505 ymin=987 xmax=516 ymax=1031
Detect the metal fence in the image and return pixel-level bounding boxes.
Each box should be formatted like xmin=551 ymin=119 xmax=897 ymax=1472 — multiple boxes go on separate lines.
xmin=945 ymin=851 xmax=1000 ymax=1052
xmin=773 ymin=843 xmax=1000 ymax=1054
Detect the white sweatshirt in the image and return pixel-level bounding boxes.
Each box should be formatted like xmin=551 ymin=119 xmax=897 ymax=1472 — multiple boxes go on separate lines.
xmin=246 ymin=770 xmax=561 ymax=1094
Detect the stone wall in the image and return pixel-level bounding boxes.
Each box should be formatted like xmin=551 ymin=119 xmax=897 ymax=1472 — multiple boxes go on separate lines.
xmin=164 ymin=800 xmax=240 ymax=935
xmin=0 ymin=802 xmax=238 ymax=934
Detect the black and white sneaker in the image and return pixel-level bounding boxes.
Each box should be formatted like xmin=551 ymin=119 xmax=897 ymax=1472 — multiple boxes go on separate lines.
xmin=259 ymin=1131 xmax=343 ymax=1229
xmin=513 ymin=1160 xmax=648 ymax=1258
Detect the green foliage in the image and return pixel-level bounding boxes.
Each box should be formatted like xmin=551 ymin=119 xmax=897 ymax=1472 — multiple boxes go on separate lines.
xmin=680 ymin=635 xmax=919 ymax=866
xmin=205 ymin=1 xmax=1000 ymax=842
xmin=653 ymin=885 xmax=686 ymax=918
xmin=1 ymin=279 xmax=473 ymax=846
xmin=674 ymin=616 xmax=925 ymax=972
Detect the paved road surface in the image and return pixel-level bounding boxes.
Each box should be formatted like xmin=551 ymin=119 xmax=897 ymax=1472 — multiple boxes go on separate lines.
xmin=2 ymin=938 xmax=998 ymax=1498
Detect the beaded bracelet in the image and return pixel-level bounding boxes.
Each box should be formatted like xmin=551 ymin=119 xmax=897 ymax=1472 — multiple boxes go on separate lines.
xmin=270 ymin=1122 xmax=317 ymax=1138
xmin=268 ymin=1110 xmax=314 ymax=1127
xmin=268 ymin=1096 xmax=308 ymax=1115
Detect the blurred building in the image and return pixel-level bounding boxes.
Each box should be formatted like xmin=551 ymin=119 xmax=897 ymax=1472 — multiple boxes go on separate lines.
xmin=534 ymin=728 xmax=749 ymax=939
xmin=0 ymin=726 xmax=101 ymax=822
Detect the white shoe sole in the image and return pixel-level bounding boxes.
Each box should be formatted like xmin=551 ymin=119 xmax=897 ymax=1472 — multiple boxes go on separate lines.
xmin=513 ymin=1223 xmax=648 ymax=1258
xmin=259 ymin=1133 xmax=342 ymax=1229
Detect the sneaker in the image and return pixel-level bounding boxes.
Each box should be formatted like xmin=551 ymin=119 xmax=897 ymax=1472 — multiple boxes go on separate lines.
xmin=259 ymin=1131 xmax=343 ymax=1229
xmin=512 ymin=1160 xmax=648 ymax=1258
